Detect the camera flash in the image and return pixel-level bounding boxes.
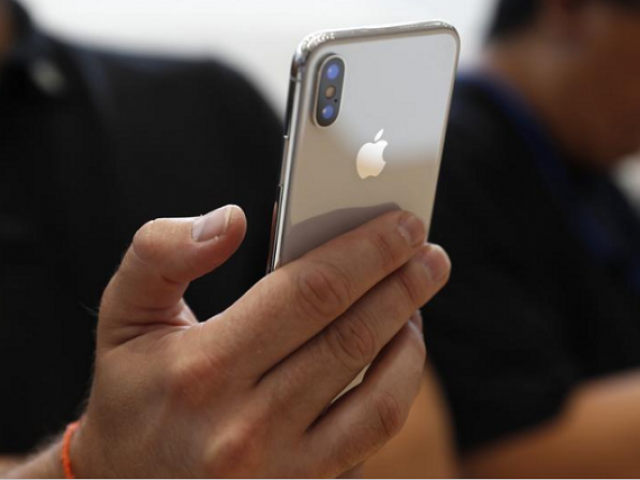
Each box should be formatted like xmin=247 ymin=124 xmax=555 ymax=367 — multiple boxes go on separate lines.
xmin=325 ymin=86 xmax=337 ymax=99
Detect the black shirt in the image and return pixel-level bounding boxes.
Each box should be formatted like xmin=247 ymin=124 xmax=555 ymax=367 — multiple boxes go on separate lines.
xmin=0 ymin=1 xmax=282 ymax=452
xmin=423 ymin=76 xmax=640 ymax=452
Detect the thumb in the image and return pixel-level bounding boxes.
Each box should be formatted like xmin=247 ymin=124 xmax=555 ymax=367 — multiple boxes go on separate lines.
xmin=99 ymin=205 xmax=246 ymax=340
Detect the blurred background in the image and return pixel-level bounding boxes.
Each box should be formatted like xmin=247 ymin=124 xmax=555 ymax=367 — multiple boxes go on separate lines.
xmin=19 ymin=0 xmax=496 ymax=111
xmin=20 ymin=0 xmax=640 ymax=206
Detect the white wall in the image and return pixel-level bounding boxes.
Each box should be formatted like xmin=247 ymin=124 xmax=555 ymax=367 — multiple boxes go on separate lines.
xmin=19 ymin=0 xmax=497 ymax=112
xmin=7 ymin=2 xmax=640 ymax=429
xmin=18 ymin=0 xmax=640 ymax=198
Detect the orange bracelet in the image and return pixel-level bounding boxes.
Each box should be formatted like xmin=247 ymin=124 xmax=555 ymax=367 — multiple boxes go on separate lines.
xmin=61 ymin=421 xmax=81 ymax=479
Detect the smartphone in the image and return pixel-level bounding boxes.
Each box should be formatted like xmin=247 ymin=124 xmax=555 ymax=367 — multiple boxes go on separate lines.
xmin=268 ymin=21 xmax=460 ymax=273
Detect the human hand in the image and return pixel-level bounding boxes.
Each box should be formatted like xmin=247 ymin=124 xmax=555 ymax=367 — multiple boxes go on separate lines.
xmin=73 ymin=205 xmax=450 ymax=478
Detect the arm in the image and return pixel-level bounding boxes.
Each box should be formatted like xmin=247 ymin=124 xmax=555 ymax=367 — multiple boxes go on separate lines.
xmin=3 ymin=445 xmax=60 ymax=479
xmin=0 ymin=457 xmax=23 ymax=477
xmin=463 ymin=372 xmax=640 ymax=478
xmin=364 ymin=368 xmax=459 ymax=479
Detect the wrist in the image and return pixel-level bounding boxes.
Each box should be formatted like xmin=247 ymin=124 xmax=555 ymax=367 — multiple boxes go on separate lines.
xmin=69 ymin=419 xmax=94 ymax=479
xmin=62 ymin=422 xmax=82 ymax=479
xmin=70 ymin=416 xmax=115 ymax=479
xmin=4 ymin=442 xmax=64 ymax=479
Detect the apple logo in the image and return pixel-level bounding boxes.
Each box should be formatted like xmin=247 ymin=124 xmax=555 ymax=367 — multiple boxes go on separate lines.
xmin=356 ymin=129 xmax=388 ymax=179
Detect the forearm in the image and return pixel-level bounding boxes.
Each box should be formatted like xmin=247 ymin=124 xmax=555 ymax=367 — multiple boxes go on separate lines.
xmin=463 ymin=372 xmax=640 ymax=478
xmin=0 ymin=457 xmax=22 ymax=476
xmin=2 ymin=442 xmax=62 ymax=479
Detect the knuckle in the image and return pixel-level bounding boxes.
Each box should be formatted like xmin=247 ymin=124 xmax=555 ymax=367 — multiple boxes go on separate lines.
xmin=370 ymin=230 xmax=403 ymax=272
xmin=205 ymin=422 xmax=265 ymax=477
xmin=332 ymin=447 xmax=363 ymax=479
xmin=372 ymin=390 xmax=406 ymax=441
xmin=264 ymin=363 xmax=306 ymax=418
xmin=325 ymin=313 xmax=378 ymax=371
xmin=167 ymin=349 xmax=226 ymax=408
xmin=296 ymin=264 xmax=353 ymax=322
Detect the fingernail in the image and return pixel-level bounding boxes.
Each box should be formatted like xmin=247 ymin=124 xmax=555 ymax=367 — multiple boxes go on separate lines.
xmin=420 ymin=245 xmax=450 ymax=283
xmin=192 ymin=206 xmax=233 ymax=242
xmin=399 ymin=214 xmax=426 ymax=247
xmin=410 ymin=311 xmax=424 ymax=333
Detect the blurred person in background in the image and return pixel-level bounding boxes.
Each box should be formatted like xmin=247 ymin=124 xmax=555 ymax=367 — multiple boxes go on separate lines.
xmin=373 ymin=0 xmax=640 ymax=477
xmin=0 ymin=0 xmax=277 ymax=461
xmin=0 ymin=0 xmax=459 ymax=477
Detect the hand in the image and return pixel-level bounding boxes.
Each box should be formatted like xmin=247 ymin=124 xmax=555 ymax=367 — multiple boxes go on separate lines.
xmin=73 ymin=205 xmax=450 ymax=478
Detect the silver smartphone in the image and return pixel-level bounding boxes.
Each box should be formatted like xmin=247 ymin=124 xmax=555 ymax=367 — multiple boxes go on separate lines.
xmin=268 ymin=21 xmax=460 ymax=273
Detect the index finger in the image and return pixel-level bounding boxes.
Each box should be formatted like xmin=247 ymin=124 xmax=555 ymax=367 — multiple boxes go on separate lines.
xmin=208 ymin=210 xmax=426 ymax=378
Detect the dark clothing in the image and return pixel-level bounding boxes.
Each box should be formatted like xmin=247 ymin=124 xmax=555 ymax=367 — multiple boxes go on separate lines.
xmin=423 ymin=76 xmax=640 ymax=451
xmin=0 ymin=1 xmax=282 ymax=452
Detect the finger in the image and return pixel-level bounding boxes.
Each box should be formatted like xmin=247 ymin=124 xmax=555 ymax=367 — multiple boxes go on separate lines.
xmin=338 ymin=464 xmax=364 ymax=479
xmin=305 ymin=322 xmax=426 ymax=478
xmin=181 ymin=301 xmax=199 ymax=325
xmin=259 ymin=245 xmax=449 ymax=428
xmin=211 ymin=210 xmax=427 ymax=378
xmin=99 ymin=205 xmax=246 ymax=344
xmin=410 ymin=310 xmax=424 ymax=334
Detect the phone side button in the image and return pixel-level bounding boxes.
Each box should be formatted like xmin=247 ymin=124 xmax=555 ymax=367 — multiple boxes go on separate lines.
xmin=279 ymin=135 xmax=290 ymax=185
xmin=266 ymin=184 xmax=283 ymax=275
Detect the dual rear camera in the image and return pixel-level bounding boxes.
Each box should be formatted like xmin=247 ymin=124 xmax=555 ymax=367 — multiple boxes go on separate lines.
xmin=316 ymin=56 xmax=345 ymax=127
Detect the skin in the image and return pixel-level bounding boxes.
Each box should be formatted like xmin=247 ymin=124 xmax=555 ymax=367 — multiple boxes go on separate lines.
xmin=364 ymin=370 xmax=459 ymax=479
xmin=367 ymin=0 xmax=640 ymax=477
xmin=2 ymin=206 xmax=451 ymax=478
xmin=486 ymin=0 xmax=640 ymax=168
xmin=462 ymin=373 xmax=640 ymax=478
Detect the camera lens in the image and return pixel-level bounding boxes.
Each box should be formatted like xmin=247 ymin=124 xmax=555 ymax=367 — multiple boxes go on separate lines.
xmin=316 ymin=56 xmax=344 ymax=127
xmin=321 ymin=105 xmax=335 ymax=120
xmin=326 ymin=64 xmax=340 ymax=81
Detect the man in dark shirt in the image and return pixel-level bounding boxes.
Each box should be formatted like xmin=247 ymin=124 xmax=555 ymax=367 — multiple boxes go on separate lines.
xmin=0 ymin=0 xmax=283 ymax=453
xmin=415 ymin=0 xmax=640 ymax=476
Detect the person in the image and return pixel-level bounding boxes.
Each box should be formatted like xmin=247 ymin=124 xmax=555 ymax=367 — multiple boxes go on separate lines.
xmin=0 ymin=0 xmax=283 ymax=456
xmin=4 ymin=206 xmax=451 ymax=477
xmin=1 ymin=0 xmax=457 ymax=476
xmin=379 ymin=0 xmax=640 ymax=477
